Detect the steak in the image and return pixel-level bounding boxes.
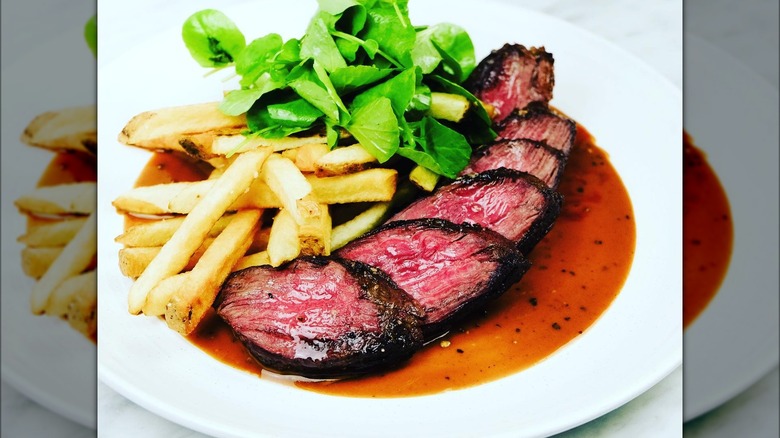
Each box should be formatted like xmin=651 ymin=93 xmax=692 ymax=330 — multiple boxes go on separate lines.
xmin=497 ymin=103 xmax=577 ymax=156
xmin=216 ymin=257 xmax=424 ymax=379
xmin=391 ymin=169 xmax=562 ymax=254
xmin=462 ymin=139 xmax=567 ymax=188
xmin=337 ymin=219 xmax=530 ymax=339
xmin=466 ymin=44 xmax=554 ymax=123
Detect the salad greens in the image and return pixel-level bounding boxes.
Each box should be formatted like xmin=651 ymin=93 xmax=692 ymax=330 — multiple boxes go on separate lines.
xmin=182 ymin=0 xmax=494 ymax=178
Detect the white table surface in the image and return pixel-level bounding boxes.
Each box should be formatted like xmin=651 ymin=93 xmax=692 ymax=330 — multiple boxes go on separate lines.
xmin=1 ymin=0 xmax=777 ymax=437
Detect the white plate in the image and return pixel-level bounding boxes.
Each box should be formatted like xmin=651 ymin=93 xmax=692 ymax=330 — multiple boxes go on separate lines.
xmin=682 ymin=34 xmax=780 ymax=421
xmin=97 ymin=1 xmax=682 ymax=437
xmin=0 ymin=25 xmax=96 ymax=428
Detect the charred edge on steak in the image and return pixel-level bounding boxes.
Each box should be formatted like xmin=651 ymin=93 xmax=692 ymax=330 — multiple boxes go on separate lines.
xmin=391 ymin=169 xmax=563 ymax=254
xmin=466 ymin=44 xmax=555 ymax=123
xmin=463 ymin=138 xmax=567 ymax=189
xmin=337 ymin=218 xmax=530 ymax=340
xmin=216 ymin=256 xmax=425 ymax=379
xmin=496 ymin=102 xmax=577 ymax=156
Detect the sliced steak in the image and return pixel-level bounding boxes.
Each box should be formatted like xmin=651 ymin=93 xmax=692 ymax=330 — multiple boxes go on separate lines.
xmin=216 ymin=257 xmax=424 ymax=379
xmin=497 ymin=103 xmax=577 ymax=156
xmin=391 ymin=169 xmax=562 ymax=254
xmin=462 ymin=139 xmax=567 ymax=188
xmin=466 ymin=44 xmax=555 ymax=123
xmin=337 ymin=219 xmax=530 ymax=339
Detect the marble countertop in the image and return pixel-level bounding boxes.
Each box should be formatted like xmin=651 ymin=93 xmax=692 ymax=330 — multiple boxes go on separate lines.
xmin=2 ymin=0 xmax=777 ymax=437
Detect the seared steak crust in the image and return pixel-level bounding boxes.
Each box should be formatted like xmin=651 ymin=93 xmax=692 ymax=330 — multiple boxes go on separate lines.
xmin=466 ymin=44 xmax=555 ymax=123
xmin=217 ymin=257 xmax=424 ymax=378
xmin=391 ymin=169 xmax=562 ymax=254
xmin=497 ymin=103 xmax=577 ymax=155
xmin=463 ymin=139 xmax=567 ymax=188
xmin=337 ymin=218 xmax=530 ymax=339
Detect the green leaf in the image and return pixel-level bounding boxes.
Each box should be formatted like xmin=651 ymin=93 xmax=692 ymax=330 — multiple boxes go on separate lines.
xmin=317 ymin=0 xmax=368 ymax=34
xmin=346 ymin=97 xmax=399 ymax=163
xmin=246 ymin=98 xmax=314 ymax=138
xmin=182 ymin=9 xmax=246 ymax=67
xmin=267 ymin=98 xmax=324 ymax=127
xmin=312 ymin=61 xmax=350 ymax=120
xmin=277 ymin=39 xmax=302 ymax=65
xmin=360 ymin=2 xmax=415 ymax=67
xmin=399 ymin=116 xmax=471 ymax=178
xmin=427 ymin=23 xmax=476 ymax=82
xmin=300 ymin=15 xmax=347 ymax=72
xmin=235 ymin=34 xmax=284 ymax=85
xmin=220 ymin=72 xmax=286 ymax=116
xmin=397 ymin=146 xmax=443 ymax=175
xmin=288 ymin=64 xmax=341 ymax=121
xmin=329 ymin=65 xmax=393 ymax=94
xmin=84 ymin=15 xmax=97 ymax=57
xmin=352 ymin=68 xmax=416 ymax=116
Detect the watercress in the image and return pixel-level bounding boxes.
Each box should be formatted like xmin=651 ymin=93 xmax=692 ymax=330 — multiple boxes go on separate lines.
xmin=181 ymin=0 xmax=494 ymax=177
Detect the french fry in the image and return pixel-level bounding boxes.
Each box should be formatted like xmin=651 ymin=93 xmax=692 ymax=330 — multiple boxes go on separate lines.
xmin=306 ymin=168 xmax=396 ymax=204
xmin=22 ymin=246 xmax=63 ymax=278
xmin=113 ymin=168 xmax=397 ymax=215
xmin=261 ymin=154 xmax=312 ymax=224
xmin=20 ymin=105 xmax=97 ymax=154
xmin=45 ymin=270 xmax=96 ymax=317
xmin=65 ymin=279 xmax=98 ymax=340
xmin=331 ymin=202 xmax=392 ymax=250
xmin=142 ymin=272 xmax=190 ymax=317
xmin=115 ymin=215 xmax=232 ymax=247
xmin=18 ymin=217 xmax=88 ymax=247
xmin=430 ymin=92 xmax=470 ymax=123
xmin=165 ymin=209 xmax=262 ymax=334
xmin=118 ymin=102 xmax=246 ymax=151
xmin=118 ymin=238 xmax=213 ymax=278
xmin=112 ymin=182 xmax=192 ymax=215
xmin=30 ymin=212 xmax=96 ymax=314
xmin=185 ymin=133 xmax=330 ymax=159
xmin=267 ymin=209 xmax=300 ymax=267
xmin=15 ymin=182 xmax=96 ymax=215
xmin=297 ymin=197 xmax=332 ymax=256
xmin=409 ymin=165 xmax=440 ymax=192
xmin=233 ymin=251 xmax=271 ymax=271
xmin=314 ymin=144 xmax=377 ymax=177
xmin=288 ymin=143 xmax=330 ymax=172
xmin=127 ymin=148 xmax=271 ymax=314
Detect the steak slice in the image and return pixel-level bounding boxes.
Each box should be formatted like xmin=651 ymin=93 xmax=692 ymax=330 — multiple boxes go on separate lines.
xmin=337 ymin=219 xmax=529 ymax=339
xmin=390 ymin=169 xmax=562 ymax=254
xmin=497 ymin=103 xmax=577 ymax=156
xmin=216 ymin=257 xmax=424 ymax=379
xmin=462 ymin=139 xmax=567 ymax=188
xmin=466 ymin=44 xmax=554 ymax=123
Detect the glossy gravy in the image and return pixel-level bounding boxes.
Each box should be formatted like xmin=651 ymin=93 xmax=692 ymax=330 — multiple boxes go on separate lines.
xmin=133 ymin=126 xmax=636 ymax=397
xmin=682 ymin=133 xmax=733 ymax=328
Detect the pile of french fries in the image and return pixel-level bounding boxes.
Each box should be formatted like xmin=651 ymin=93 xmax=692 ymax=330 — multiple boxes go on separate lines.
xmin=14 ymin=105 xmax=98 ymax=340
xmin=113 ymin=102 xmax=408 ymax=335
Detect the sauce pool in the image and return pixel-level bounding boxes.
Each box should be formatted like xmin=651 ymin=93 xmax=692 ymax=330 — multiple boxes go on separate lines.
xmin=682 ymin=132 xmax=733 ymax=328
xmin=145 ymin=126 xmax=637 ymax=397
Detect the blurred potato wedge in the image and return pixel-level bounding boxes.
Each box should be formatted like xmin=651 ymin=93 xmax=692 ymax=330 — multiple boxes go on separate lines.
xmin=15 ymin=182 xmax=96 ymax=215
xmin=21 ymin=105 xmax=97 ymax=155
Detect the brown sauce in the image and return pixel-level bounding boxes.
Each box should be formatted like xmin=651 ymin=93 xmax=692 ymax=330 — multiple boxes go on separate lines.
xmin=134 ymin=126 xmax=636 ymax=397
xmin=682 ymin=132 xmax=733 ymax=328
